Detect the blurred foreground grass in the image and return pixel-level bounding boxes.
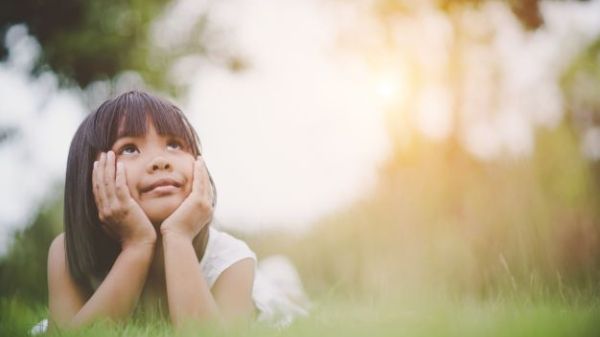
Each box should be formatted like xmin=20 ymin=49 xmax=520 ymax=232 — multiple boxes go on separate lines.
xmin=2 ymin=292 xmax=600 ymax=337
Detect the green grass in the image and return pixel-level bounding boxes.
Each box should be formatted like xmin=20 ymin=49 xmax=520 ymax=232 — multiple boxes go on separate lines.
xmin=3 ymin=294 xmax=599 ymax=337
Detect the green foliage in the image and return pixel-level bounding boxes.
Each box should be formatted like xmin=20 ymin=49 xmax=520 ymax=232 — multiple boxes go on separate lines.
xmin=0 ymin=192 xmax=63 ymax=306
xmin=0 ymin=0 xmax=208 ymax=93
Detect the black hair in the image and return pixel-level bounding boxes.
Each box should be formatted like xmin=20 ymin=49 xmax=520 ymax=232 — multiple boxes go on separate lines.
xmin=64 ymin=90 xmax=216 ymax=292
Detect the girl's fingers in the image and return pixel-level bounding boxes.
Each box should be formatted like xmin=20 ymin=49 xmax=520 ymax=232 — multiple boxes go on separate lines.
xmin=192 ymin=157 xmax=203 ymax=195
xmin=95 ymin=152 xmax=109 ymax=208
xmin=115 ymin=161 xmax=131 ymax=201
xmin=196 ymin=156 xmax=211 ymax=201
xmin=204 ymin=160 xmax=214 ymax=202
xmin=92 ymin=161 xmax=103 ymax=209
xmin=207 ymin=170 xmax=216 ymax=207
xmin=104 ymin=151 xmax=117 ymax=201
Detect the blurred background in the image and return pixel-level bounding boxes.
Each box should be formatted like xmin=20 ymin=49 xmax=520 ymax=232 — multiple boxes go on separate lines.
xmin=2 ymin=0 xmax=600 ymax=322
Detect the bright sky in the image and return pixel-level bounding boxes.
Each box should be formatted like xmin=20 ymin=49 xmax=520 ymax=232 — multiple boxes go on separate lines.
xmin=184 ymin=0 xmax=389 ymax=232
xmin=1 ymin=0 xmax=600 ymax=254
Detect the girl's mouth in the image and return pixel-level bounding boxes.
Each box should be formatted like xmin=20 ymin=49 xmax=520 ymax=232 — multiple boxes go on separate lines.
xmin=141 ymin=178 xmax=182 ymax=194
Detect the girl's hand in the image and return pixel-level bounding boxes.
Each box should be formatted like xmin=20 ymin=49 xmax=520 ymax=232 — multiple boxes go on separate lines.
xmin=160 ymin=156 xmax=214 ymax=241
xmin=93 ymin=151 xmax=157 ymax=249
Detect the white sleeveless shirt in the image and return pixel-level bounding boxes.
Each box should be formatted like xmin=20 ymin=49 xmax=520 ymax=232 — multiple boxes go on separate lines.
xmin=199 ymin=227 xmax=257 ymax=288
xmin=200 ymin=227 xmax=309 ymax=327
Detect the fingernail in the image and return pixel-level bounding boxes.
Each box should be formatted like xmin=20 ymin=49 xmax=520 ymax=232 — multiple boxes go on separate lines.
xmin=94 ymin=161 xmax=98 ymax=168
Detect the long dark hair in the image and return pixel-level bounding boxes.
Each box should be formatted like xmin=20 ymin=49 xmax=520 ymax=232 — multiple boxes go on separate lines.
xmin=64 ymin=90 xmax=216 ymax=293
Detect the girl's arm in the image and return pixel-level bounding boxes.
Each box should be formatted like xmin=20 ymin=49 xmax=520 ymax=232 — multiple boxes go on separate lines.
xmin=48 ymin=234 xmax=155 ymax=329
xmin=48 ymin=152 xmax=157 ymax=329
xmin=161 ymin=157 xmax=255 ymax=327
xmin=162 ymin=232 xmax=255 ymax=327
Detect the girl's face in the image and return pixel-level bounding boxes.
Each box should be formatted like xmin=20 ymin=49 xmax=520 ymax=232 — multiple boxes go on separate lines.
xmin=108 ymin=122 xmax=195 ymax=225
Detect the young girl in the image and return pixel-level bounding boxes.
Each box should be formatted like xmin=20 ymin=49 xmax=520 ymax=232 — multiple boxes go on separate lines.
xmin=44 ymin=91 xmax=308 ymax=331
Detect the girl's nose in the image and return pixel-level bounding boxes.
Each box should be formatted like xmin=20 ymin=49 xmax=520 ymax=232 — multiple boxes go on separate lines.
xmin=147 ymin=156 xmax=172 ymax=172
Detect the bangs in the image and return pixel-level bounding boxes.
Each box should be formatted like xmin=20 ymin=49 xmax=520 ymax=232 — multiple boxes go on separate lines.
xmin=90 ymin=91 xmax=200 ymax=155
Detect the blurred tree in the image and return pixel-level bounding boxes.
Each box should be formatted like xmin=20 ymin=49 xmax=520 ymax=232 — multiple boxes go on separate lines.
xmin=305 ymin=0 xmax=600 ymax=299
xmin=372 ymin=0 xmax=548 ymax=160
xmin=377 ymin=0 xmax=544 ymax=30
xmin=563 ymin=36 xmax=600 ymax=189
xmin=0 ymin=0 xmax=207 ymax=93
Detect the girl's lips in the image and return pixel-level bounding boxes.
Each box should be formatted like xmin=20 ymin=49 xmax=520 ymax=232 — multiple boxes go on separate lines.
xmin=141 ymin=178 xmax=182 ymax=194
xmin=144 ymin=184 xmax=180 ymax=196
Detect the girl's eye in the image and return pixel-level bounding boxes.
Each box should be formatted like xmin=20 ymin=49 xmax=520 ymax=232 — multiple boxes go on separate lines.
xmin=118 ymin=144 xmax=139 ymax=155
xmin=167 ymin=140 xmax=183 ymax=150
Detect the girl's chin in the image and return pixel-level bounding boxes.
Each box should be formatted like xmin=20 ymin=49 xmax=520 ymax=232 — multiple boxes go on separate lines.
xmin=147 ymin=209 xmax=176 ymax=224
xmin=142 ymin=201 xmax=183 ymax=225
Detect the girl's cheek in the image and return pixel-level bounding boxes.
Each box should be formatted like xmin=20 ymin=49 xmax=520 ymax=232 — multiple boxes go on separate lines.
xmin=184 ymin=158 xmax=195 ymax=195
xmin=124 ymin=168 xmax=138 ymax=199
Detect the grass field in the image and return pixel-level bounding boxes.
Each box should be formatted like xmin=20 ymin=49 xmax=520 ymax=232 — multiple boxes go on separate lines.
xmin=3 ymin=292 xmax=600 ymax=337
